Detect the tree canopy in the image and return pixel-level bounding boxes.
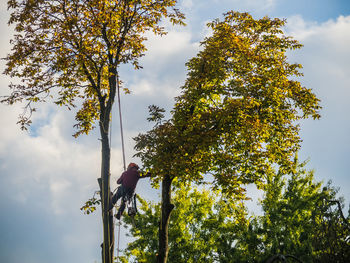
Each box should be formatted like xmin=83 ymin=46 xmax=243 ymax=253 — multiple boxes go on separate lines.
xmin=120 ymin=161 xmax=350 ymax=262
xmin=3 ymin=0 xmax=184 ymax=136
xmin=120 ymin=183 xmax=249 ymax=262
xmin=135 ymin=11 xmax=321 ymax=195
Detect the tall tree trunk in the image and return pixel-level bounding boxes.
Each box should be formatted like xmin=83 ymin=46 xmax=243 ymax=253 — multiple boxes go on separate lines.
xmin=97 ymin=65 xmax=117 ymax=263
xmin=99 ymin=119 xmax=114 ymax=263
xmin=157 ymin=174 xmax=174 ymax=263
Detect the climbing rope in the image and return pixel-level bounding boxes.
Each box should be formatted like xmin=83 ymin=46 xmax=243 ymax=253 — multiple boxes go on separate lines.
xmin=116 ymin=216 xmax=121 ymax=261
xmin=117 ymin=74 xmax=127 ymax=172
xmin=115 ymin=73 xmax=126 ymax=262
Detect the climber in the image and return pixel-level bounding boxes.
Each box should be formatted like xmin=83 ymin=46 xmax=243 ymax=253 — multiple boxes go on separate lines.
xmin=111 ymin=162 xmax=151 ymax=219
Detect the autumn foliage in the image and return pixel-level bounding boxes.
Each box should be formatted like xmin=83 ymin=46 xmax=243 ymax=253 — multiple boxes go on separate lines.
xmin=134 ymin=12 xmax=321 ymax=263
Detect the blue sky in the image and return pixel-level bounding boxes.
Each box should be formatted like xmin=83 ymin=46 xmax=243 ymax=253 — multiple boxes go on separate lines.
xmin=1 ymin=0 xmax=350 ymax=262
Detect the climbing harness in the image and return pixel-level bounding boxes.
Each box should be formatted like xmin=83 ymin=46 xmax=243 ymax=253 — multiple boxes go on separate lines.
xmin=127 ymin=194 xmax=138 ymax=227
xmin=127 ymin=194 xmax=138 ymax=217
xmin=113 ymin=193 xmax=138 ymax=219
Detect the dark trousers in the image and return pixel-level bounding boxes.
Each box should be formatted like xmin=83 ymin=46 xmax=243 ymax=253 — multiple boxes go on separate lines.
xmin=111 ymin=185 xmax=133 ymax=217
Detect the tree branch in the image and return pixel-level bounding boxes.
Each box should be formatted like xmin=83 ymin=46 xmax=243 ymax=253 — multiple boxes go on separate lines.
xmin=327 ymin=199 xmax=350 ymax=230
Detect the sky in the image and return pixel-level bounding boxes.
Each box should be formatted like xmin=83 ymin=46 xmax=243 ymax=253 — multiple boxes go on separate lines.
xmin=1 ymin=0 xmax=350 ymax=262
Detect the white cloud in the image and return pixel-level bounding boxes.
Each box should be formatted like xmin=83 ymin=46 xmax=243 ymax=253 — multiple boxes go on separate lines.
xmin=181 ymin=0 xmax=194 ymax=10
xmin=287 ymin=15 xmax=350 ymax=47
xmin=50 ymin=179 xmax=72 ymax=214
xmin=285 ymin=15 xmax=350 ymax=104
xmin=247 ymin=0 xmax=276 ymax=10
xmin=129 ymin=79 xmax=154 ymax=95
xmin=145 ymin=30 xmax=193 ymax=56
xmin=119 ymin=27 xmax=199 ymax=100
xmin=0 ymin=102 xmax=108 ymax=212
xmin=143 ymin=28 xmax=199 ymax=66
xmin=284 ymin=15 xmax=350 ymax=200
xmin=212 ymin=0 xmax=276 ymax=12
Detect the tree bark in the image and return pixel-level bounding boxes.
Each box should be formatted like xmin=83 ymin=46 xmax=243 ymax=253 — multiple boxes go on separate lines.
xmin=157 ymin=174 xmax=175 ymax=263
xmin=96 ymin=64 xmax=117 ymax=263
xmin=99 ymin=116 xmax=114 ymax=263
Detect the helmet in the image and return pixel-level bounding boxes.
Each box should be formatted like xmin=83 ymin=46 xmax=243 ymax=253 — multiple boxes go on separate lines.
xmin=127 ymin=163 xmax=139 ymax=170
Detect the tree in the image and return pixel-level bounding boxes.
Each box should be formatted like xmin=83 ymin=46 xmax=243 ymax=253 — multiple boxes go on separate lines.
xmin=309 ymin=186 xmax=350 ymax=262
xmin=257 ymin=160 xmax=327 ymax=262
xmin=120 ymin=160 xmax=350 ymax=263
xmin=2 ymin=1 xmax=184 ymax=263
xmin=253 ymin=160 xmax=350 ymax=262
xmin=134 ymin=11 xmax=321 ymax=262
xmin=119 ymin=183 xmax=250 ymax=262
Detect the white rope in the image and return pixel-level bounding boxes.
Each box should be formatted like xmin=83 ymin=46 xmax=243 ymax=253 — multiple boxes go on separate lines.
xmin=115 ymin=73 xmax=126 ymax=262
xmin=117 ymin=218 xmax=121 ymax=261
xmin=117 ymin=74 xmax=127 ymax=172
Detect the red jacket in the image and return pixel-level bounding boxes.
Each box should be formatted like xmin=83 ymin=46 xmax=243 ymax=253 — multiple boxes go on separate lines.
xmin=117 ymin=169 xmax=150 ymax=191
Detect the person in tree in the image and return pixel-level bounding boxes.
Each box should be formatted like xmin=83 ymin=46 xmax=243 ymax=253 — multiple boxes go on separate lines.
xmin=111 ymin=162 xmax=151 ymax=219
